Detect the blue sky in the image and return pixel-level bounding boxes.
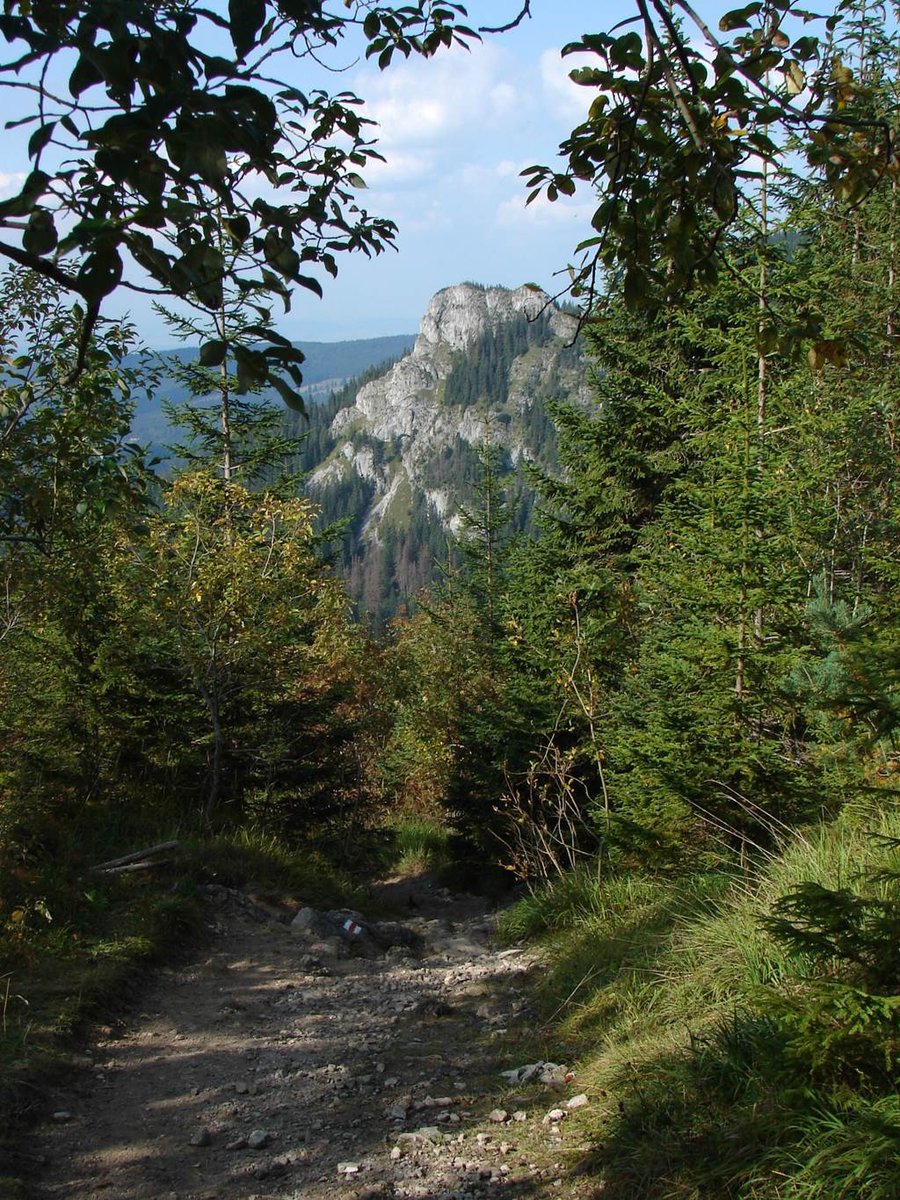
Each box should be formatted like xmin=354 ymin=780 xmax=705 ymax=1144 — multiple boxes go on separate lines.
xmin=256 ymin=0 xmax=619 ymax=342
xmin=0 ymin=3 xmax=644 ymax=345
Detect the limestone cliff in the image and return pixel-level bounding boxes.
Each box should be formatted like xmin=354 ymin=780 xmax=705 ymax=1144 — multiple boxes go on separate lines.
xmin=305 ymin=282 xmax=588 ymax=622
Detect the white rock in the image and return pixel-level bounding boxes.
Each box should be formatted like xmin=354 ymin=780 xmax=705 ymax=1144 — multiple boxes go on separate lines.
xmin=247 ymin=1129 xmax=270 ymax=1149
xmin=337 ymin=1162 xmax=360 ymax=1175
xmin=542 ymin=1109 xmax=566 ymax=1125
xmin=566 ymin=1093 xmax=589 ymax=1109
xmin=290 ymin=906 xmax=316 ymax=933
xmin=488 ymin=1109 xmax=508 ymax=1124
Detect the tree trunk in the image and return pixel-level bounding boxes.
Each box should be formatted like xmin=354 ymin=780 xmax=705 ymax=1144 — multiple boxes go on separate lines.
xmin=198 ymin=679 xmax=224 ymax=825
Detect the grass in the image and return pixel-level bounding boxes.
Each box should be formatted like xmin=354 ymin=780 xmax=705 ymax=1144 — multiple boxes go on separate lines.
xmin=377 ymin=812 xmax=453 ymax=876
xmin=187 ymin=825 xmax=366 ymax=906
xmin=495 ymin=799 xmax=900 ymax=1199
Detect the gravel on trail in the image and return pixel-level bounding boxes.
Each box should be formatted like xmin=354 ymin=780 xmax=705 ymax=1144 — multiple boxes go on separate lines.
xmin=25 ymin=878 xmax=598 ymax=1200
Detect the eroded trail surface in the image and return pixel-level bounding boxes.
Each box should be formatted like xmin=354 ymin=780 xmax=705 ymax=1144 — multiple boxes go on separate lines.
xmin=28 ymin=879 xmax=592 ymax=1200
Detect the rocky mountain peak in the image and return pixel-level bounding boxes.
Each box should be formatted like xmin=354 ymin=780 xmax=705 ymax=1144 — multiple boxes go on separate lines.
xmin=307 ymin=281 xmax=588 ymax=624
xmin=337 ymin=283 xmax=580 ymax=442
xmin=415 ymin=282 xmax=553 ymax=355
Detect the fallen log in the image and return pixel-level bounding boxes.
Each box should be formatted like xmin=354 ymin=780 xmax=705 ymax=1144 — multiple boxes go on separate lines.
xmin=90 ymin=840 xmax=181 ymax=874
xmin=93 ymin=860 xmax=177 ymax=876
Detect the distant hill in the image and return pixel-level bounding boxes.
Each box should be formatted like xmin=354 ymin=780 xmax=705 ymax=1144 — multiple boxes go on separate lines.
xmin=128 ymin=334 xmax=416 ymax=449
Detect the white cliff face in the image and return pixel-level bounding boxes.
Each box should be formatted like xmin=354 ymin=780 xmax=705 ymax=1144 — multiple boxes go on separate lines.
xmin=416 ymin=282 xmax=546 ymax=353
xmin=312 ymin=282 xmax=588 ymax=542
xmin=334 ymin=283 xmax=569 ymax=446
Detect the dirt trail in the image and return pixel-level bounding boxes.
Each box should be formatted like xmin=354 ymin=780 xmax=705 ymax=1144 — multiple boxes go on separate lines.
xmin=23 ymin=878 xmax=594 ymax=1200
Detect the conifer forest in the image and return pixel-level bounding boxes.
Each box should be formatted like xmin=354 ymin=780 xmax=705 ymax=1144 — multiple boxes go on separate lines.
xmin=1 ymin=2 xmax=899 ymax=1197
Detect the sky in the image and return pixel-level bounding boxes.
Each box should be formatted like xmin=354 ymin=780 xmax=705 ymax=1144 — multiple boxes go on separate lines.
xmin=0 ymin=1 xmax=631 ymax=346
xmin=247 ymin=0 xmax=617 ymax=343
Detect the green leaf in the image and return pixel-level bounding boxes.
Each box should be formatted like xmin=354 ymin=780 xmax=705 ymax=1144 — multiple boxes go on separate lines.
xmin=743 ymin=50 xmax=782 ymax=79
xmin=229 ymin=0 xmax=266 ymax=59
xmin=623 ymin=268 xmax=646 ymax=308
xmin=569 ymin=67 xmax=606 ymax=87
xmin=69 ymin=53 xmax=103 ymax=98
xmin=296 ymin=274 xmax=323 ymax=298
xmin=785 ymin=60 xmax=806 ymax=95
xmin=719 ymin=4 xmax=763 ymax=31
xmin=268 ymin=372 xmax=306 ymax=414
xmin=232 ymin=344 xmax=268 ymax=393
xmin=712 ymin=173 xmax=737 ymax=220
xmin=126 ymin=231 xmax=173 ymax=287
xmin=224 ymin=214 xmax=251 ymax=245
xmin=263 ymin=230 xmax=300 ymax=279
xmin=76 ymin=244 xmax=123 ymax=302
xmin=22 ymin=208 xmax=57 ymax=255
xmin=791 ymin=36 xmax=820 ymax=60
xmin=199 ymin=340 xmax=228 ymax=367
xmin=28 ymin=121 xmax=55 ymax=158
xmin=610 ymin=32 xmax=643 ymax=70
xmin=204 ymin=55 xmax=236 ymax=79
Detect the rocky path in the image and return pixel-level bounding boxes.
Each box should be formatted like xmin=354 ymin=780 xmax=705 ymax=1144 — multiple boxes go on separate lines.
xmin=25 ymin=879 xmax=596 ymax=1200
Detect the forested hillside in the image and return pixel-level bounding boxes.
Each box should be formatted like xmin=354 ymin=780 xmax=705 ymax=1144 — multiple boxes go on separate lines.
xmin=2 ymin=2 xmax=899 ymax=1198
xmin=128 ymin=334 xmax=416 ymax=451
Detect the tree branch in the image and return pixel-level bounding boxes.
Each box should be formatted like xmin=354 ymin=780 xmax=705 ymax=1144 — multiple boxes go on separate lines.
xmin=0 ymin=241 xmax=80 ymax=292
xmin=479 ymin=2 xmax=532 ymax=35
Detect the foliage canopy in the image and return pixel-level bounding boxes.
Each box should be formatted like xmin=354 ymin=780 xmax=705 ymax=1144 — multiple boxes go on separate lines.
xmin=0 ymin=1 xmax=480 ymax=400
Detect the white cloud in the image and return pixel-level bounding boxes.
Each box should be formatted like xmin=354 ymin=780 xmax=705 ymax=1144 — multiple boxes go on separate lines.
xmin=496 ymin=188 xmax=594 ymax=229
xmin=539 ymin=47 xmax=596 ymax=122
xmin=489 ymin=82 xmax=518 ymax=116
xmin=399 ymin=198 xmax=453 ymax=235
xmin=355 ymin=42 xmax=528 ymax=159
xmin=0 ymin=171 xmax=26 ymax=198
xmin=363 ymin=148 xmax=435 ymax=186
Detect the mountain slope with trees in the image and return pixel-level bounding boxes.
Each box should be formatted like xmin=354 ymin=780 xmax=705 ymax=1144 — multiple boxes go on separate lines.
xmin=127 ymin=334 xmax=416 ymax=451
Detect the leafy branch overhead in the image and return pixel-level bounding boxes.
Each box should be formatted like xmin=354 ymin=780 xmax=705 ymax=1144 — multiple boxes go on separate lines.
xmin=525 ymin=0 xmax=896 ymax=308
xmin=0 ymin=1 xmax=479 ymax=403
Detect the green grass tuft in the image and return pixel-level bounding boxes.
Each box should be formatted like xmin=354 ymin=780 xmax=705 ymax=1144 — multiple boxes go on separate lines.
xmin=499 ymin=800 xmax=900 ymax=1199
xmin=378 ymin=813 xmax=452 ymax=876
